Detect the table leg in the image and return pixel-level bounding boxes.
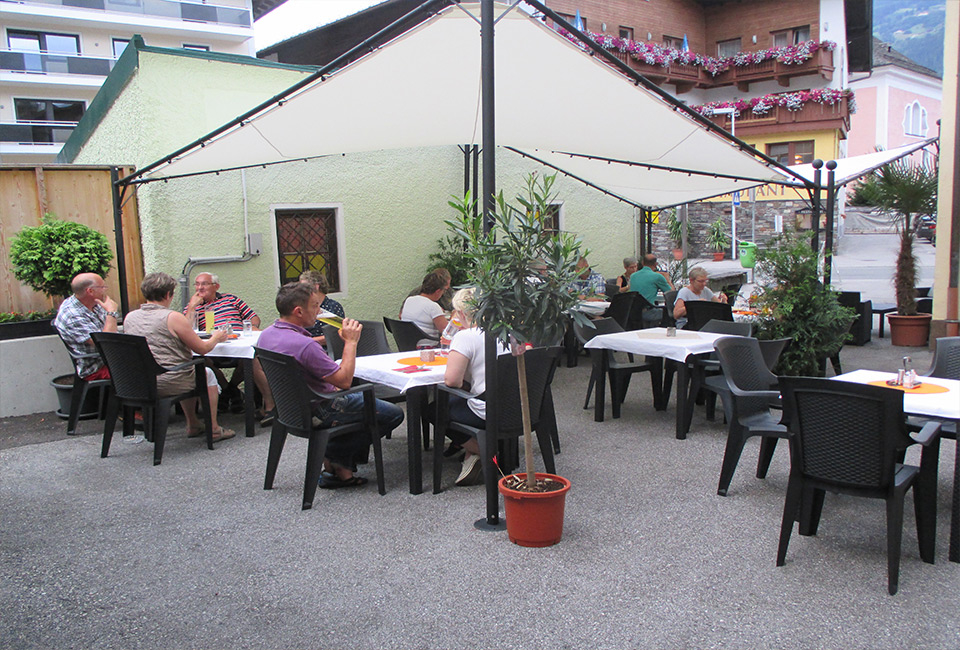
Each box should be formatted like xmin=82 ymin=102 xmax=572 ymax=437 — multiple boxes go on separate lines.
xmin=951 ymin=437 xmax=959 ymax=563
xmin=916 ymin=435 xmax=940 ymax=564
xmin=407 ymin=386 xmax=424 ymax=495
xmin=243 ymin=358 xmax=255 ymax=437
xmin=878 ymin=313 xmax=885 ymax=339
xmin=675 ymin=361 xmax=690 ymax=440
xmin=592 ymin=349 xmax=607 ymax=423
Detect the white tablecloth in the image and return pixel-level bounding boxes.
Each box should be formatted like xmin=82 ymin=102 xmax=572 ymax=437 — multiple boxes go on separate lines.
xmin=583 ymin=327 xmax=732 ymax=363
xmin=353 ymin=351 xmax=447 ymax=393
xmin=575 ymin=301 xmax=609 ymax=317
xmin=833 ymin=369 xmax=960 ymax=421
xmin=205 ymin=331 xmax=260 ymax=360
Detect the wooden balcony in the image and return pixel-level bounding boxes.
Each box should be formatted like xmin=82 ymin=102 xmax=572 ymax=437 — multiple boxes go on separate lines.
xmin=702 ymin=95 xmax=852 ymax=137
xmin=608 ymin=48 xmax=834 ymax=94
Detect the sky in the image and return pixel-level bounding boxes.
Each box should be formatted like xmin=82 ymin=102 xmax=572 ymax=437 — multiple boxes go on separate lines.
xmin=254 ymin=0 xmax=385 ymax=50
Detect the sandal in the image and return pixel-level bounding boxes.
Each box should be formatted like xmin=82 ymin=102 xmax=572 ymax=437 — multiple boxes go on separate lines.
xmin=211 ymin=428 xmax=236 ymax=442
xmin=319 ymin=475 xmax=368 ymax=489
xmin=186 ymin=427 xmax=207 ymax=438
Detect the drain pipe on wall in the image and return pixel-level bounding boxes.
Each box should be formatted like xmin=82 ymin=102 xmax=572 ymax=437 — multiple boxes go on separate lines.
xmin=179 ymin=169 xmax=262 ymax=310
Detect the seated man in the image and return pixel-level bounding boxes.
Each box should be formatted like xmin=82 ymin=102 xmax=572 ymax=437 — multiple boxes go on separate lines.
xmin=53 ymin=272 xmax=120 ymax=381
xmin=406 ymin=267 xmax=454 ymax=312
xmin=571 ymin=257 xmax=605 ymax=301
xmin=258 ymin=283 xmax=404 ymax=488
xmin=628 ymin=253 xmax=674 ymax=305
xmin=400 ymin=271 xmax=450 ymax=340
xmin=184 ymin=272 xmax=275 ymax=424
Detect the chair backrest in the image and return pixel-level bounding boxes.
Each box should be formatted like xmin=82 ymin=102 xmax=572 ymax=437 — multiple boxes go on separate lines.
xmin=661 ymin=290 xmax=678 ymax=327
xmin=55 ymin=327 xmax=101 ymax=377
xmin=757 ymin=337 xmax=791 ymax=372
xmin=604 ymin=279 xmax=620 ymax=299
xmin=572 ymin=317 xmax=623 ymax=346
xmin=714 ymin=336 xmax=780 ymax=420
xmin=323 ymin=320 xmax=392 ymax=360
xmin=701 ymin=319 xmax=752 ymax=337
xmin=254 ymin=347 xmax=319 ymax=438
xmin=492 ymin=347 xmax=559 ymax=437
xmin=91 ymin=332 xmax=165 ymax=403
xmin=684 ymin=300 xmax=733 ymax=331
xmin=927 ymin=336 xmax=960 ymax=379
xmin=916 ymin=297 xmax=932 ymax=314
xmin=603 ymin=292 xmax=636 ymax=330
xmin=383 ymin=317 xmax=434 ymax=352
xmin=837 ymin=291 xmax=862 ymax=308
xmin=779 ymin=376 xmax=910 ymax=490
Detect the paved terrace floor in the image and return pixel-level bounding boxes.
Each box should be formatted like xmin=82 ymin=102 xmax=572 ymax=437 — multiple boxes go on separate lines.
xmin=1 ymin=336 xmax=956 ymax=649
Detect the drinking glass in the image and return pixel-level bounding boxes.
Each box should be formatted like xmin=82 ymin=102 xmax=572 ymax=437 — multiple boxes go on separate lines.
xmin=242 ymin=320 xmax=253 ymax=336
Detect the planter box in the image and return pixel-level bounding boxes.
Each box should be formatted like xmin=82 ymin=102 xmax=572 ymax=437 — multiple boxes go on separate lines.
xmin=0 ymin=318 xmax=54 ymax=341
xmin=0 ymin=334 xmax=73 ymax=417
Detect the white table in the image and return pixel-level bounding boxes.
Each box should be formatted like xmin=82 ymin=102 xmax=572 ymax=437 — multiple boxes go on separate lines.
xmin=203 ymin=331 xmax=260 ymax=437
xmin=575 ymin=300 xmax=610 ymax=317
xmin=584 ymin=328 xmax=734 ymax=437
xmin=354 ymin=351 xmax=448 ymax=494
xmin=835 ymin=370 xmax=960 ymax=562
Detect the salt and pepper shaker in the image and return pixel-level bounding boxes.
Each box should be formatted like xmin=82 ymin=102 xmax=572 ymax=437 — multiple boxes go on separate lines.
xmin=901 ymin=356 xmax=914 ymax=388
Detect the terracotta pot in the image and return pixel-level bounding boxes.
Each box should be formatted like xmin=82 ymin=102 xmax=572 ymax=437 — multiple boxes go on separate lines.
xmin=712 ymin=252 xmax=725 ymax=261
xmin=672 ymin=248 xmax=684 ymax=260
xmin=887 ymin=313 xmax=932 ymax=347
xmin=499 ymin=472 xmax=571 ymax=547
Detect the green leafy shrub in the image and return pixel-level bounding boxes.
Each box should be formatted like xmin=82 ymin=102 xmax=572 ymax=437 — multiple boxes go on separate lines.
xmin=847 ymin=175 xmax=882 ymax=206
xmin=753 ymin=232 xmax=854 ymax=376
xmin=427 ymin=235 xmax=472 ymax=287
xmin=664 ymin=209 xmax=683 ymax=248
xmin=0 ymin=308 xmax=59 ymax=324
xmin=9 ymin=215 xmax=113 ymax=299
xmin=707 ymin=217 xmax=731 ymax=252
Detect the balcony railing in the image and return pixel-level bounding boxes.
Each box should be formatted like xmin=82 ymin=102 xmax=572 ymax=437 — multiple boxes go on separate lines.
xmin=0 ymin=121 xmax=76 ymax=145
xmin=1 ymin=0 xmax=251 ymax=28
xmin=703 ymin=96 xmax=852 ymax=136
xmin=610 ymin=48 xmax=834 ymax=94
xmin=1 ymin=49 xmax=115 ymax=76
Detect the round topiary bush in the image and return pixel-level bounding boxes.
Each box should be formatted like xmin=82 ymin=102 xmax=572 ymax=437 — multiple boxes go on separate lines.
xmin=10 ymin=215 xmax=114 ymax=299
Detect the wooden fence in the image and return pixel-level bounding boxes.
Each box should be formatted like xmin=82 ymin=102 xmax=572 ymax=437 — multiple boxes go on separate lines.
xmin=0 ymin=165 xmax=143 ymax=314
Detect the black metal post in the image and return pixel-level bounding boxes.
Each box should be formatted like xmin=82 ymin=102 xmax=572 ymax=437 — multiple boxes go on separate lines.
xmin=810 ymin=159 xmax=823 ymax=253
xmin=639 ymin=209 xmax=647 ymax=255
xmin=823 ymin=160 xmax=837 ymax=286
xmin=110 ymin=167 xmax=129 ymax=315
xmin=472 ymin=145 xmax=480 ymax=219
xmin=462 ymin=145 xmax=471 ymax=198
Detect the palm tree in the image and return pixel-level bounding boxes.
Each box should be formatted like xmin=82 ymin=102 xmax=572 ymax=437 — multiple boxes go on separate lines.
xmin=873 ymin=156 xmax=938 ymax=315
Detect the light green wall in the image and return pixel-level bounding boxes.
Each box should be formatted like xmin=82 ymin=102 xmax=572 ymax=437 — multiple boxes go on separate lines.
xmin=72 ymin=50 xmax=638 ymax=324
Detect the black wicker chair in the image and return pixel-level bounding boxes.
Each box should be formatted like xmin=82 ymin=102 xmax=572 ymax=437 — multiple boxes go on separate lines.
xmin=54 ymin=327 xmax=110 ymax=436
xmin=778 ymin=377 xmax=941 ymax=595
xmin=255 ymin=347 xmax=383 ymax=509
xmin=383 ymin=317 xmax=436 ymax=352
xmin=91 ymin=332 xmax=213 ymax=466
xmin=433 ymin=347 xmax=560 ymax=524
xmin=684 ymin=300 xmax=733 ymax=332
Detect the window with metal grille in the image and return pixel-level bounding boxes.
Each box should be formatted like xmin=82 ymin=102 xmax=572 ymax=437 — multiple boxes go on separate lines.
xmin=275 ymin=208 xmax=340 ymax=291
xmin=543 ymin=203 xmax=561 ymax=233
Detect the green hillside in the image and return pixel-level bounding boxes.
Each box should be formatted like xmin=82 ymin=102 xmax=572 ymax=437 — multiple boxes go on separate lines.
xmin=873 ymin=0 xmax=945 ymax=76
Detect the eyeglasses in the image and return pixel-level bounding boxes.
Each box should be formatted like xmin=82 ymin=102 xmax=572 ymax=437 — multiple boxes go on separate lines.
xmin=195 ymin=282 xmax=214 ymax=287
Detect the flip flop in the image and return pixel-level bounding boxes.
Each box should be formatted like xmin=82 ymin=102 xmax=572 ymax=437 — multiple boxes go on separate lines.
xmin=319 ymin=475 xmax=368 ymax=489
xmin=211 ymin=428 xmax=236 ymax=442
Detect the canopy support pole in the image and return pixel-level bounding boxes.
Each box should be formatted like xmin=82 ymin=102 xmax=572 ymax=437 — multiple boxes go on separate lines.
xmin=810 ymin=160 xmax=823 ymax=254
xmin=110 ymin=167 xmax=130 ymax=315
xmin=823 ymin=161 xmax=837 ymax=286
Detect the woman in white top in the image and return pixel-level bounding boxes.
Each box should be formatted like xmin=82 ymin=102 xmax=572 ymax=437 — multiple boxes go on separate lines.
xmin=443 ymin=287 xmax=507 ymax=486
xmin=399 ymin=271 xmax=450 ymax=339
xmin=673 ymin=266 xmax=727 ymax=329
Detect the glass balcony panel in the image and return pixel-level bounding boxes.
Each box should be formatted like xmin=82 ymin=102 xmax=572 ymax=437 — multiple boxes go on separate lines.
xmin=10 ymin=0 xmax=251 ymax=27
xmin=1 ymin=50 xmax=113 ymax=75
xmin=0 ymin=122 xmax=76 ymax=144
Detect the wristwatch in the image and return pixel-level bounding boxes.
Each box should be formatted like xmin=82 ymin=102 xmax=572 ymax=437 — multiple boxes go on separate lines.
xmin=106 ymin=310 xmax=121 ymax=319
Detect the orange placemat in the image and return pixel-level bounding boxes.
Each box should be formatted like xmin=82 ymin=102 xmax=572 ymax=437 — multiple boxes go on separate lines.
xmin=397 ymin=356 xmax=447 ymax=367
xmin=867 ymin=380 xmax=949 ymax=394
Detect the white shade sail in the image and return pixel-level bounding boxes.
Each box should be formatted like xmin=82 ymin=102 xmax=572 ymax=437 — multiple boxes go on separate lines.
xmin=133 ymin=2 xmax=804 ymax=208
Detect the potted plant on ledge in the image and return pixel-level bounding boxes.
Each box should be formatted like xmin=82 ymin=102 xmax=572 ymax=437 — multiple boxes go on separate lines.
xmin=873 ymin=157 xmax=938 ymax=347
xmin=448 ymin=172 xmax=589 ymax=546
xmin=708 ymin=217 xmax=730 ymax=261
xmin=665 ymin=209 xmax=684 ymax=260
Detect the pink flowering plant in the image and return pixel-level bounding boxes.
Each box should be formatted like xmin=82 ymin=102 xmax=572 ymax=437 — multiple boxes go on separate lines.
xmin=560 ymin=29 xmax=836 ymax=78
xmin=693 ymin=88 xmax=855 ymax=117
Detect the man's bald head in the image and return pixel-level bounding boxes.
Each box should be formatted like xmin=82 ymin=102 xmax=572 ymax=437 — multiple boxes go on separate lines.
xmin=71 ymin=273 xmax=103 ymax=296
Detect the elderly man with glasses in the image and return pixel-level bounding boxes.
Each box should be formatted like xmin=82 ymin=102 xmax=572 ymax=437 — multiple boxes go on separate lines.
xmin=53 ymin=272 xmax=120 ymax=381
xmin=184 ymin=272 xmax=275 ymax=424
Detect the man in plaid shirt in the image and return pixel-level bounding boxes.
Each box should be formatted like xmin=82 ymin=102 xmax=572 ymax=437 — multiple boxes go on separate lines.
xmin=53 ymin=273 xmax=120 ymax=380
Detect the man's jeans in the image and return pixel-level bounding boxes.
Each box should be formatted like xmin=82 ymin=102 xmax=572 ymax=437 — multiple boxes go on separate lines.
xmin=313 ymin=393 xmax=404 ymax=471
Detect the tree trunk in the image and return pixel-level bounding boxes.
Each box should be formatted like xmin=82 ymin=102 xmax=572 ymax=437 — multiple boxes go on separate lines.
xmin=895 ymin=218 xmax=917 ymax=315
xmin=516 ymin=351 xmax=536 ymax=489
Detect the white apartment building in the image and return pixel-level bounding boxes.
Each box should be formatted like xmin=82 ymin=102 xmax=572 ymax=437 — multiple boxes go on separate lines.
xmin=0 ymin=0 xmax=269 ymax=162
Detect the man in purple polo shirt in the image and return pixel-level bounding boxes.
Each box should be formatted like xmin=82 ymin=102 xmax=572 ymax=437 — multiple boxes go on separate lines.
xmin=258 ymin=282 xmax=403 ymax=488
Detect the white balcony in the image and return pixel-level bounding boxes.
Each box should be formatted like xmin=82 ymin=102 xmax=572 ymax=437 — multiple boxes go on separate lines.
xmin=1 ymin=0 xmax=251 ymax=27
xmin=0 ymin=49 xmax=116 ymax=77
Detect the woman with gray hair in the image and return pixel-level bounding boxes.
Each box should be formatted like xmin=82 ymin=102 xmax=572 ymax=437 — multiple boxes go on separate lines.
xmin=673 ymin=266 xmax=727 ymax=329
xmin=615 ymin=256 xmax=639 ymax=293
xmin=123 ymin=272 xmax=235 ymax=441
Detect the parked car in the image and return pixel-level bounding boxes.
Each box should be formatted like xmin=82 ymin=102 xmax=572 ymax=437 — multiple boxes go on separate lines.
xmin=916 ymin=215 xmax=936 ymax=243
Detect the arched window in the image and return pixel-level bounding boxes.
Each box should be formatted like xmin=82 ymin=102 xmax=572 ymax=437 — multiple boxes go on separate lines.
xmin=903 ymin=101 xmax=928 ymax=137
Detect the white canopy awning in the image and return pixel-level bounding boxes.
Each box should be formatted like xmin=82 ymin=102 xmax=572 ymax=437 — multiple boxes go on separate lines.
xmin=130 ymin=2 xmax=804 ymax=208
xmin=780 ymin=138 xmax=938 ymax=187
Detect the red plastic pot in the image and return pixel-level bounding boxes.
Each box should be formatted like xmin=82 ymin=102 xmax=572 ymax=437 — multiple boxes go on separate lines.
xmin=498 ymin=472 xmax=571 ymax=547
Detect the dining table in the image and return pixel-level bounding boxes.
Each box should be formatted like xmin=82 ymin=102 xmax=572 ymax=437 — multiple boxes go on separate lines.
xmin=203 ymin=330 xmax=260 ymax=438
xmin=584 ymin=327 xmax=737 ymax=438
xmin=833 ymin=369 xmax=960 ymax=563
xmin=353 ymin=350 xmax=448 ymax=495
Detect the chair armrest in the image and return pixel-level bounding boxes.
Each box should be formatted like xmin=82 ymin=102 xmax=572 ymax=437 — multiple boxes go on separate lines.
xmin=308 ymin=381 xmax=375 ymax=402
xmin=910 ymin=420 xmax=942 ymax=447
xmin=70 ymin=349 xmax=101 ymax=361
xmin=436 ymin=384 xmax=475 ymax=401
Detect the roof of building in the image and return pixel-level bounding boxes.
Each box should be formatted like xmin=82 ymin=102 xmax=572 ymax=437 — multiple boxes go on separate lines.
xmin=872 ymin=37 xmax=940 ymax=79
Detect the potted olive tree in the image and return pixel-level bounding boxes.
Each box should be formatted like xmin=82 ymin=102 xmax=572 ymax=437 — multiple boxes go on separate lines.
xmin=873 ymin=157 xmax=938 ymax=346
xmin=447 ymin=172 xmax=589 ymax=546
xmin=707 ymin=217 xmax=731 ymax=261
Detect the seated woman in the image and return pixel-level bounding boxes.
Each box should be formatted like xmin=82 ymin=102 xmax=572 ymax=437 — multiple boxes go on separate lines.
xmin=616 ymin=256 xmax=639 ymax=293
xmin=123 ymin=272 xmax=235 ymax=441
xmin=299 ymin=270 xmax=345 ymax=345
xmin=400 ymin=271 xmax=450 ymax=340
xmin=442 ymin=287 xmax=507 ymax=487
xmin=673 ymin=266 xmax=728 ymax=329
